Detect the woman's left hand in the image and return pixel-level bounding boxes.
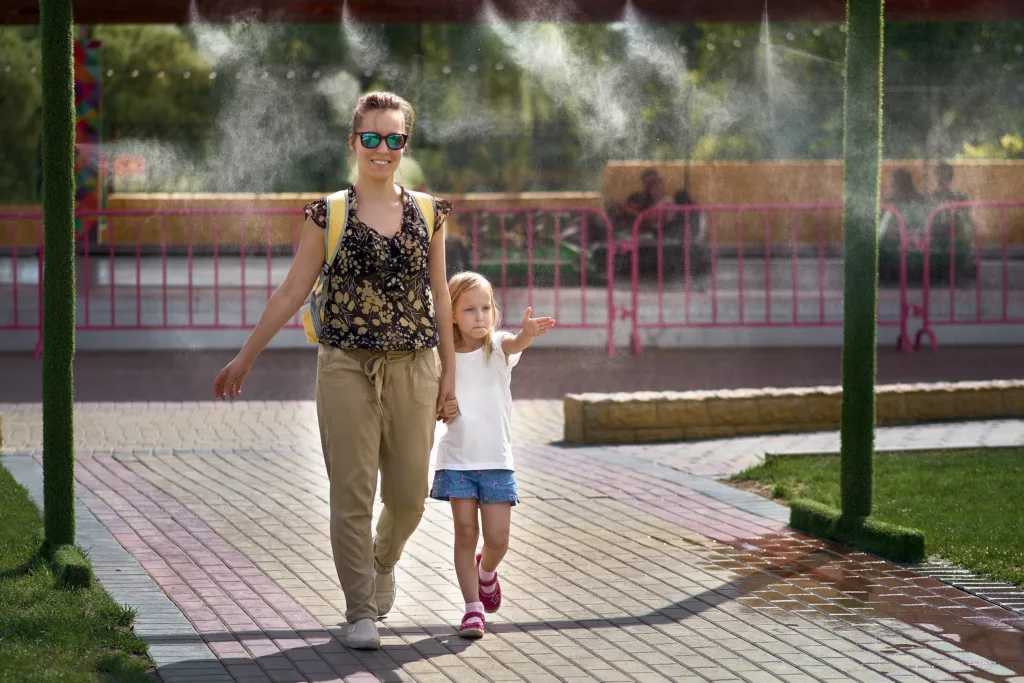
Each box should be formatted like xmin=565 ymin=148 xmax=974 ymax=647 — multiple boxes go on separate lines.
xmin=436 ymin=372 xmax=458 ymax=423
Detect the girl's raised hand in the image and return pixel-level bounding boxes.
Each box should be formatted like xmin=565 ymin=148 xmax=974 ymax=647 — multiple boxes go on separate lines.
xmin=521 ymin=307 xmax=556 ymax=338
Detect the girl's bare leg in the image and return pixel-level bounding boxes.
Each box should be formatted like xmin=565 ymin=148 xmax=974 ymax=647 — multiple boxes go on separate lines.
xmin=479 ymin=502 xmax=511 ymax=574
xmin=450 ymin=498 xmax=481 ymax=604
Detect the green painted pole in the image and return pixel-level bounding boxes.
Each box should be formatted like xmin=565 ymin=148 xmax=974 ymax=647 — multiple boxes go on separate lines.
xmin=839 ymin=0 xmax=885 ymax=519
xmin=39 ymin=0 xmax=77 ymax=549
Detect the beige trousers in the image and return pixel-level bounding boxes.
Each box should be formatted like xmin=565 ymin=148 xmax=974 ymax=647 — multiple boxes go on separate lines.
xmin=315 ymin=344 xmax=439 ymax=623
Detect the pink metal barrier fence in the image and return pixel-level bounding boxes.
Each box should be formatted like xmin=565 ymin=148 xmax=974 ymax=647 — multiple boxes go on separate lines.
xmin=449 ymin=206 xmax=617 ymax=354
xmin=0 ymin=211 xmax=45 ymax=354
xmin=1 ymin=209 xmax=307 ymax=358
xmin=6 ymin=202 xmax=1019 ymax=355
xmin=622 ymin=203 xmax=916 ymax=355
xmin=910 ymin=200 xmax=1024 ymax=353
xmin=1 ymin=206 xmax=619 ymax=354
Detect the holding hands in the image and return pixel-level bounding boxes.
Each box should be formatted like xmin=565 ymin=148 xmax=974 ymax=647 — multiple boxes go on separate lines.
xmin=438 ymin=396 xmax=460 ymax=422
xmin=436 ymin=371 xmax=459 ymax=423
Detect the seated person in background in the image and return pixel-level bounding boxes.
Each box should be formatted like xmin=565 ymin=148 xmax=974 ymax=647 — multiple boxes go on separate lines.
xmin=879 ymin=168 xmax=926 ymax=237
xmin=665 ymin=188 xmax=711 ymax=276
xmin=929 ymin=161 xmax=975 ymax=246
xmin=629 ymin=169 xmax=673 ymax=212
xmin=607 ymin=168 xmax=672 ymax=235
xmin=879 ymin=166 xmax=974 ymax=283
xmin=667 ymin=188 xmax=708 ymax=243
xmin=931 ymin=162 xmax=968 ymax=203
xmin=878 ymin=168 xmax=927 ymax=280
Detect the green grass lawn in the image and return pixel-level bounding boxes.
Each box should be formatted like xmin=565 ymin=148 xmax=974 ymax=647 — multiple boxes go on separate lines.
xmin=730 ymin=448 xmax=1024 ymax=586
xmin=0 ymin=459 xmax=152 ymax=683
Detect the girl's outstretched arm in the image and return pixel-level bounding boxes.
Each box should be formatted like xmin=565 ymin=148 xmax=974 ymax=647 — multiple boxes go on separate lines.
xmin=501 ymin=306 xmax=556 ymax=357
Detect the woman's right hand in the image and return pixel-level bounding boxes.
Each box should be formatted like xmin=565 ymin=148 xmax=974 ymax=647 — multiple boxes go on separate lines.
xmin=214 ymin=355 xmax=253 ymax=401
xmin=209 ymin=215 xmax=323 ymax=402
xmin=435 ymin=372 xmax=459 ymax=423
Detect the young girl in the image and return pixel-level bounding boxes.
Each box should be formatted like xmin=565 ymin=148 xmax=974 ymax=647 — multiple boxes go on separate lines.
xmin=432 ymin=272 xmax=555 ymax=638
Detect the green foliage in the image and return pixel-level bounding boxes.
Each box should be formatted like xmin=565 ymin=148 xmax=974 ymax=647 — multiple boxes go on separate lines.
xmin=883 ymin=22 xmax=1024 ymax=160
xmin=2 ymin=20 xmax=1023 ymax=199
xmin=733 ymin=448 xmax=1024 ymax=584
xmin=789 ymin=497 xmax=925 ymax=564
xmin=0 ymin=462 xmax=151 ymax=682
xmin=94 ymin=25 xmax=216 ymax=150
xmin=49 ymin=545 xmax=92 ymax=589
xmin=0 ymin=28 xmax=42 ymax=202
xmin=962 ymin=133 xmax=1024 ymax=160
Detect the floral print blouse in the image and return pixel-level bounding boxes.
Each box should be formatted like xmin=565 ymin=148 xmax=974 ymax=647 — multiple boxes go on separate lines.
xmin=303 ymin=186 xmax=452 ymax=351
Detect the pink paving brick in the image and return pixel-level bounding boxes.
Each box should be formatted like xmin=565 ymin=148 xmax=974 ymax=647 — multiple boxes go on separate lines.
xmin=73 ymin=457 xmax=401 ymax=682
xmin=59 ymin=430 xmax=1024 ymax=683
xmin=210 ymin=641 xmax=251 ymax=658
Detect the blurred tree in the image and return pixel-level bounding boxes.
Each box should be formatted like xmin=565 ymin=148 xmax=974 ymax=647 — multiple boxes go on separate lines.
xmin=3 ymin=19 xmax=1023 ymax=200
xmin=0 ymin=27 xmax=42 ymax=202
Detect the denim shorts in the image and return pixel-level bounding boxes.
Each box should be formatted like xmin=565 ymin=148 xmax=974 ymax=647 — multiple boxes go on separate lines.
xmin=430 ymin=469 xmax=519 ymax=506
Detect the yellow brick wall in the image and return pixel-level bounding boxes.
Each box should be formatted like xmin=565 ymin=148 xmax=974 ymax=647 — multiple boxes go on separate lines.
xmin=0 ymin=192 xmax=605 ymax=248
xmin=603 ymin=160 xmax=1024 ymax=248
xmin=564 ymin=380 xmax=1024 ymax=444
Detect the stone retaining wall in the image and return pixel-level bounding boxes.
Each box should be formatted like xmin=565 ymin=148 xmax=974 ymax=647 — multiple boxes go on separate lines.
xmin=563 ymin=380 xmax=1024 ymax=444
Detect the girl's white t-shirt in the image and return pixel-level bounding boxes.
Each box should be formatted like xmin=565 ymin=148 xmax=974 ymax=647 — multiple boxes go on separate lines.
xmin=435 ymin=331 xmax=521 ymax=471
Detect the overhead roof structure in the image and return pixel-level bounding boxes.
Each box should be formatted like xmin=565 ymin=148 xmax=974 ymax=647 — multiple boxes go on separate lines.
xmin=3 ymin=0 xmax=1023 ymax=25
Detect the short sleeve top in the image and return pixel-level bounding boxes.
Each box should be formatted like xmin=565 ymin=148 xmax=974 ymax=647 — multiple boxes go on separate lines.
xmin=303 ymin=186 xmax=453 ymax=351
xmin=435 ymin=331 xmax=521 ymax=471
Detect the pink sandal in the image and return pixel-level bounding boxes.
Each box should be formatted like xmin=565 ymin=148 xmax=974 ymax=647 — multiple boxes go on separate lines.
xmin=476 ymin=553 xmax=502 ymax=613
xmin=459 ymin=610 xmax=485 ymax=639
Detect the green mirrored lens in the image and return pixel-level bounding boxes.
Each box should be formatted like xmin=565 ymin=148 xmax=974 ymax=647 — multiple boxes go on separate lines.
xmin=385 ymin=134 xmax=406 ymax=150
xmin=361 ymin=133 xmax=382 ymax=148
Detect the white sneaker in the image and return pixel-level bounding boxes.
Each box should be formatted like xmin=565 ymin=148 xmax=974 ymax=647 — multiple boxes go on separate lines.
xmin=342 ymin=618 xmax=380 ymax=650
xmin=375 ymin=569 xmax=396 ymax=618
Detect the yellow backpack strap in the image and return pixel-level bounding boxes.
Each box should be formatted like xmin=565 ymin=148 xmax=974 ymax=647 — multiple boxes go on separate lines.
xmin=324 ymin=189 xmax=350 ymax=266
xmin=301 ymin=189 xmax=349 ymax=344
xmin=408 ymin=190 xmax=437 ymax=239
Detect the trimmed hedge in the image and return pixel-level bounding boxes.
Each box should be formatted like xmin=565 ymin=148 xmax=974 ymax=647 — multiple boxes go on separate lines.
xmin=50 ymin=544 xmax=93 ymax=589
xmin=838 ymin=0 xmax=886 ymax=519
xmin=790 ymin=498 xmax=925 ymax=564
xmin=40 ymin=0 xmax=78 ymax=547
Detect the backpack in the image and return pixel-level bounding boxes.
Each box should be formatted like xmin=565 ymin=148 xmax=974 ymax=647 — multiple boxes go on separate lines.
xmin=300 ymin=188 xmax=438 ymax=344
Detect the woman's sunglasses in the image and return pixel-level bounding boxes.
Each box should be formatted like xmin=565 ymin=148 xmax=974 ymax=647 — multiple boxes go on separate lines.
xmin=358 ymin=132 xmax=408 ymax=151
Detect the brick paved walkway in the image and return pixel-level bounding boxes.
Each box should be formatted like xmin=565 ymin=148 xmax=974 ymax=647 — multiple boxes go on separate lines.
xmin=3 ymin=402 xmax=1024 ymax=682
xmin=0 ymin=400 xmax=564 ymax=454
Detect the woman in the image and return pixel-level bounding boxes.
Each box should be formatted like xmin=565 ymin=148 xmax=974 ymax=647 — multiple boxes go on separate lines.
xmin=879 ymin=168 xmax=930 ymax=283
xmin=213 ymin=91 xmax=457 ymax=650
